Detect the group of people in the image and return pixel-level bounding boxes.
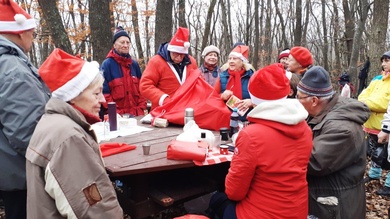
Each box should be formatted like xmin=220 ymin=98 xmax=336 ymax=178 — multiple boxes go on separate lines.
xmin=1 ymin=0 xmax=389 ymax=219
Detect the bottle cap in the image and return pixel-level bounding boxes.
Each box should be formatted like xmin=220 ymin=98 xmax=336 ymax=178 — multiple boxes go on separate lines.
xmin=233 ymin=107 xmax=238 ymax=112
xmin=185 ymin=108 xmax=194 ymax=116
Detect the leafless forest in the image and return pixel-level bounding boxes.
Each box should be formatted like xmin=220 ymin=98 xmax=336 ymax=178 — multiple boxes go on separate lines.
xmin=7 ymin=0 xmax=390 ymax=218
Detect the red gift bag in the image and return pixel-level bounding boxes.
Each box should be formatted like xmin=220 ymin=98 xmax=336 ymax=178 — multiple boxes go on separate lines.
xmin=150 ymin=69 xmax=230 ymax=131
xmin=167 ymin=140 xmax=206 ymax=162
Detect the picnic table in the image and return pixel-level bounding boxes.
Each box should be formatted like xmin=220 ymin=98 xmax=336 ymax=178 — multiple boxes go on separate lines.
xmin=103 ymin=120 xmax=230 ymax=219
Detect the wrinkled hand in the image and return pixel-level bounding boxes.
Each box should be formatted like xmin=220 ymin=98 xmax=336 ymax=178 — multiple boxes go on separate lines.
xmin=378 ymin=131 xmax=389 ymax=144
xmin=221 ymin=90 xmax=233 ymax=101
xmin=236 ymin=99 xmax=252 ymax=112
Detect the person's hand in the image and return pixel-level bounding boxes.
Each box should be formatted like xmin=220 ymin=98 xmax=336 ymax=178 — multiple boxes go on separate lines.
xmin=236 ymin=99 xmax=252 ymax=112
xmin=221 ymin=90 xmax=233 ymax=101
xmin=378 ymin=131 xmax=389 ymax=144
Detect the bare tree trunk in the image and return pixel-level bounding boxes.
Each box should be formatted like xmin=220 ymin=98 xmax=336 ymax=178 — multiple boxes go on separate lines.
xmin=253 ymin=0 xmax=260 ymax=69
xmin=321 ymin=0 xmax=329 ymax=70
xmin=178 ymin=0 xmax=187 ymax=28
xmin=342 ymin=0 xmax=356 ymax=65
xmin=302 ymin=0 xmax=310 ymax=46
xmin=89 ymin=0 xmax=112 ymax=63
xmin=200 ymin=0 xmax=217 ymax=52
xmin=264 ymin=0 xmax=272 ymax=65
xmin=368 ymin=0 xmax=389 ymax=75
xmin=144 ymin=0 xmax=151 ymax=61
xmin=274 ymin=0 xmax=288 ymax=49
xmin=155 ymin=0 xmax=173 ymax=53
xmin=37 ymin=0 xmax=72 ymax=54
xmin=348 ymin=0 xmax=370 ymax=88
xmin=331 ymin=0 xmax=341 ymax=71
xmin=293 ymin=0 xmax=302 ymax=45
xmin=130 ymin=0 xmax=145 ymax=70
xmin=76 ymin=0 xmax=86 ymax=57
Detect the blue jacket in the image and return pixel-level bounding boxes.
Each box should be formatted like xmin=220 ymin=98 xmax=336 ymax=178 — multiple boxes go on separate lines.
xmin=219 ymin=69 xmax=254 ymax=121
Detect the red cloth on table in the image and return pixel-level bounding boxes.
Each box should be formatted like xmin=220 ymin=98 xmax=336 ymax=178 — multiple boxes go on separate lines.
xmin=99 ymin=142 xmax=136 ymax=157
xmin=174 ymin=214 xmax=210 ymax=219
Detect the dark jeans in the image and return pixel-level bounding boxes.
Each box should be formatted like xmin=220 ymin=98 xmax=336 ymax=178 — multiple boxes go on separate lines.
xmin=0 ymin=190 xmax=27 ymax=219
xmin=207 ymin=192 xmax=237 ymax=219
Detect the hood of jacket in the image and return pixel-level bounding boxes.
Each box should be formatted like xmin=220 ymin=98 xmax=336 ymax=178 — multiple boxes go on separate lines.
xmin=309 ymin=94 xmax=370 ymax=128
xmin=247 ymin=98 xmax=309 ymax=139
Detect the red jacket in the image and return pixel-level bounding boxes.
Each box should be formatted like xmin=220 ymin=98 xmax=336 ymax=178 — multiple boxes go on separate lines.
xmin=140 ymin=43 xmax=198 ymax=110
xmin=225 ymin=99 xmax=313 ymax=219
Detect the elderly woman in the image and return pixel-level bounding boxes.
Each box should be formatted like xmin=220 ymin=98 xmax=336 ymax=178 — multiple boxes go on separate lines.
xmin=199 ymin=45 xmax=222 ymax=86
xmin=25 ymin=49 xmax=123 ymax=218
xmin=214 ymin=45 xmax=255 ymax=120
xmin=101 ymin=26 xmax=147 ymax=117
xmin=287 ymin=46 xmax=313 ymax=76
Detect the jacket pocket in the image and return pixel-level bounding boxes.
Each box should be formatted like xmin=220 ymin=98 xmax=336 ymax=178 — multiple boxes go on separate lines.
xmin=110 ymin=79 xmax=125 ymax=100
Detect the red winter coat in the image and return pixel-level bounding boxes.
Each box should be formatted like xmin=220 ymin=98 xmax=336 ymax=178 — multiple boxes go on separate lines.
xmin=225 ymin=99 xmax=313 ymax=219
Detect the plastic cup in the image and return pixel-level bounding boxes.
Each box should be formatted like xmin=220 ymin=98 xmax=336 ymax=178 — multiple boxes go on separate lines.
xmin=142 ymin=143 xmax=151 ymax=155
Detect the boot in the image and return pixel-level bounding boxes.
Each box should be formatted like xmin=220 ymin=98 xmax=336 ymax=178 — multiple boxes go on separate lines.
xmin=376 ymin=186 xmax=390 ymax=196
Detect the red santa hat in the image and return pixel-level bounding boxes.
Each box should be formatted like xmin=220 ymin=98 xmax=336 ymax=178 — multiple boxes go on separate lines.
xmin=0 ymin=0 xmax=36 ymax=34
xmin=248 ymin=63 xmax=290 ymax=105
xmin=278 ymin=49 xmax=290 ymax=61
xmin=229 ymin=45 xmax=249 ymax=63
xmin=39 ymin=48 xmax=100 ymax=102
xmin=167 ymin=27 xmax=190 ymax=54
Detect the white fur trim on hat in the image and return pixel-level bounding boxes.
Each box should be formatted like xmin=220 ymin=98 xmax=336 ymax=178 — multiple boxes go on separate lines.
xmin=167 ymin=44 xmax=189 ymax=54
xmin=52 ymin=61 xmax=100 ymax=102
xmin=0 ymin=16 xmax=36 ymax=32
xmin=249 ymin=90 xmax=287 ymax=105
xmin=230 ymin=51 xmax=248 ymax=63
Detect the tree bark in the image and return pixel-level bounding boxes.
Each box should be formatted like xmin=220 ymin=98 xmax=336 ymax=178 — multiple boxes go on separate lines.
xmin=321 ymin=0 xmax=329 ymax=70
xmin=178 ymin=0 xmax=187 ymax=28
xmin=367 ymin=0 xmax=389 ymax=76
xmin=37 ymin=0 xmax=73 ymax=54
xmin=200 ymin=0 xmax=217 ymax=52
xmin=89 ymin=0 xmax=112 ymax=63
xmin=342 ymin=0 xmax=355 ymax=65
xmin=293 ymin=0 xmax=302 ymax=45
xmin=155 ymin=0 xmax=173 ymax=53
xmin=253 ymin=0 xmax=260 ymax=68
xmin=331 ymin=0 xmax=341 ymax=71
xmin=131 ymin=0 xmax=145 ymax=70
xmin=348 ymin=0 xmax=370 ymax=88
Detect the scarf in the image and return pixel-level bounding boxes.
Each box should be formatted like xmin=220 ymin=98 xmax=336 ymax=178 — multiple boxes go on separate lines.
xmin=72 ymin=104 xmax=101 ymax=125
xmin=204 ymin=62 xmax=217 ymax=71
xmin=106 ymin=49 xmax=133 ymax=71
xmin=226 ymin=68 xmax=246 ymax=99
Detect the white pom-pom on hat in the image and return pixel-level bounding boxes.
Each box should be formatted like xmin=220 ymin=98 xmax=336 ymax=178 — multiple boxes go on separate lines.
xmin=14 ymin=14 xmax=27 ymax=25
xmin=184 ymin=42 xmax=190 ymax=49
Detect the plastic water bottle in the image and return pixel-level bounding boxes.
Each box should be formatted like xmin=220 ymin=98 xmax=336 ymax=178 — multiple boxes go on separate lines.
xmin=229 ymin=108 xmax=239 ymax=138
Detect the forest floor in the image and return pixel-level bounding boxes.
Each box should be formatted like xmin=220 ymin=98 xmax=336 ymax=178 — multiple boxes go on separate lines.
xmin=0 ymin=159 xmax=389 ymax=219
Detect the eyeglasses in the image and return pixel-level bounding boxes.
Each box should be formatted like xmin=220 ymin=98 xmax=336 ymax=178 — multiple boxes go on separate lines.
xmin=295 ymin=95 xmax=313 ymax=100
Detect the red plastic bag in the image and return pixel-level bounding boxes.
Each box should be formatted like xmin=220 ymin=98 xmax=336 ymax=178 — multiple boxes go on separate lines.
xmin=151 ymin=69 xmax=230 ymax=131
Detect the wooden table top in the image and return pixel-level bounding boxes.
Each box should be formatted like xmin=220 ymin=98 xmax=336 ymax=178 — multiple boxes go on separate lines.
xmin=103 ymin=122 xmax=196 ymax=177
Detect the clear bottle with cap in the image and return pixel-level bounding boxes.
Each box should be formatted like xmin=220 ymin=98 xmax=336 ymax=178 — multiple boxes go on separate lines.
xmin=184 ymin=108 xmax=194 ymax=124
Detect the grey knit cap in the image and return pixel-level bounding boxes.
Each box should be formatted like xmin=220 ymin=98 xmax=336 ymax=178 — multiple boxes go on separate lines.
xmin=297 ymin=66 xmax=335 ymax=97
xmin=381 ymin=51 xmax=390 ymax=61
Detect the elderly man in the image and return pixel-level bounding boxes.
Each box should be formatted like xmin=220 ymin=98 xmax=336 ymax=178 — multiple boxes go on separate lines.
xmin=0 ymin=0 xmax=50 ymax=218
xmin=296 ymin=66 xmax=370 ymax=219
xmin=140 ymin=27 xmax=198 ymax=110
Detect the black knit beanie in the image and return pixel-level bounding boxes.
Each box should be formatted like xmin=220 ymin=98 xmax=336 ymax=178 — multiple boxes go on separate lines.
xmin=112 ymin=26 xmax=130 ymax=44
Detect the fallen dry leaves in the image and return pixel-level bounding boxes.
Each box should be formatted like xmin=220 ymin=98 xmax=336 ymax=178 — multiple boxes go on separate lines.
xmin=365 ymin=159 xmax=390 ymax=219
